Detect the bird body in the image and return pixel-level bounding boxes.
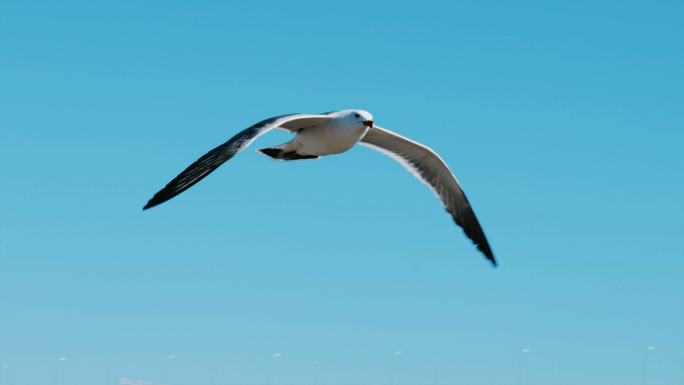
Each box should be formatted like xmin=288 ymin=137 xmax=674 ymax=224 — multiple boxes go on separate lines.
xmin=257 ymin=110 xmax=372 ymax=160
xmin=144 ymin=109 xmax=497 ymax=266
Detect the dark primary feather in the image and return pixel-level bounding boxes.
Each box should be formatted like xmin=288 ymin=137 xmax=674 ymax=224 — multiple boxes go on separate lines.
xmin=143 ymin=114 xmax=328 ymax=210
xmin=359 ymin=126 xmax=496 ymax=266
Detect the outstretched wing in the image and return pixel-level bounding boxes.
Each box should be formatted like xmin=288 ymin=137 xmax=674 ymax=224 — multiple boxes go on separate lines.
xmin=143 ymin=113 xmax=331 ymax=210
xmin=358 ymin=126 xmax=496 ymax=266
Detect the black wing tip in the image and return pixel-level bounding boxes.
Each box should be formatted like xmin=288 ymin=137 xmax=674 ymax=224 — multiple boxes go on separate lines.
xmin=143 ymin=189 xmax=177 ymax=211
xmin=488 ymin=256 xmax=498 ymax=267
xmin=476 ymin=246 xmax=497 ymax=267
xmin=142 ymin=198 xmax=162 ymax=210
xmin=478 ymin=244 xmax=497 ymax=267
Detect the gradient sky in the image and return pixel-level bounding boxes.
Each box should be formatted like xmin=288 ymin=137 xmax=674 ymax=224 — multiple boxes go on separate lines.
xmin=1 ymin=1 xmax=683 ymax=385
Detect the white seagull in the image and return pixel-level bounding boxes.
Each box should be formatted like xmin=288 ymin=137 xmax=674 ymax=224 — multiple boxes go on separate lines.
xmin=143 ymin=110 xmax=496 ymax=266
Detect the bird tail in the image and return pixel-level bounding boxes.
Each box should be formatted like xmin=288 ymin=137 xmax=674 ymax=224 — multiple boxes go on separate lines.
xmin=256 ymin=146 xmax=319 ymax=161
xmin=256 ymin=146 xmax=285 ymax=159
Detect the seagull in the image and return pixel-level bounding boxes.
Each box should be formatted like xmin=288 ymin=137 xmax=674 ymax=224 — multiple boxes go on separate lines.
xmin=143 ymin=110 xmax=496 ymax=266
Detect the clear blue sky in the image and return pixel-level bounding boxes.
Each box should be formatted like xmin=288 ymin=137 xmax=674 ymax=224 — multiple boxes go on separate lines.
xmin=1 ymin=1 xmax=682 ymax=384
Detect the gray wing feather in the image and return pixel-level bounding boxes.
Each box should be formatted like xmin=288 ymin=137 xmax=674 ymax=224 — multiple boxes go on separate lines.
xmin=359 ymin=126 xmax=496 ymax=266
xmin=143 ymin=113 xmax=330 ymax=210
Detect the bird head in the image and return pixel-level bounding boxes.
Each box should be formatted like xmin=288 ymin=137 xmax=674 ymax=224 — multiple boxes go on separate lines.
xmin=346 ymin=110 xmax=373 ymax=128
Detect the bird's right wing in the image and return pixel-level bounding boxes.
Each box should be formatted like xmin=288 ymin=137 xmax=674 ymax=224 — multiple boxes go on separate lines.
xmin=359 ymin=126 xmax=496 ymax=266
xmin=143 ymin=113 xmax=331 ymax=210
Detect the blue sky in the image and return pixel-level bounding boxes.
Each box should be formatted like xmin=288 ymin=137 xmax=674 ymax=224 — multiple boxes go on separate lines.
xmin=0 ymin=1 xmax=682 ymax=384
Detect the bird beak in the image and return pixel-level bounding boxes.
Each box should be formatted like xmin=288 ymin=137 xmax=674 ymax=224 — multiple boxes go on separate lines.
xmin=362 ymin=120 xmax=374 ymax=127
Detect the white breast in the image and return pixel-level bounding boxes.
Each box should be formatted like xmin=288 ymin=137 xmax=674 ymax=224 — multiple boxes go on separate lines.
xmin=292 ymin=121 xmax=368 ymax=156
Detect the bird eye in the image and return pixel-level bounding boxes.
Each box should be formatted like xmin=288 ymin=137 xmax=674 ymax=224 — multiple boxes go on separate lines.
xmin=355 ymin=114 xmax=360 ymax=118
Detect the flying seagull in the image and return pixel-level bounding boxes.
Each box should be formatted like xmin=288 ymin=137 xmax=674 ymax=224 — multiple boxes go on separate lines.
xmin=143 ymin=110 xmax=496 ymax=266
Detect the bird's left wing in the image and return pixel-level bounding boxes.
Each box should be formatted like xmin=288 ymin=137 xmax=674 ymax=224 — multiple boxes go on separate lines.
xmin=358 ymin=126 xmax=496 ymax=266
xmin=143 ymin=113 xmax=330 ymax=210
